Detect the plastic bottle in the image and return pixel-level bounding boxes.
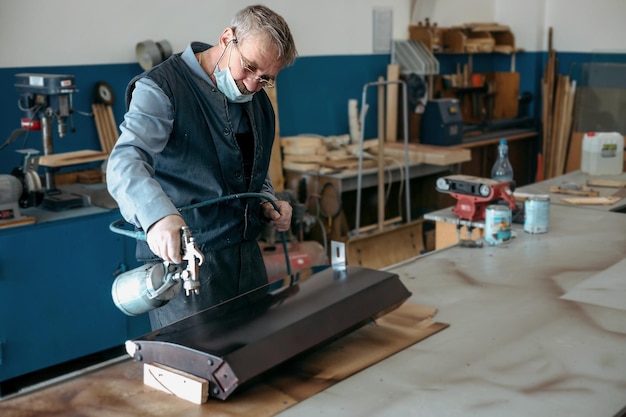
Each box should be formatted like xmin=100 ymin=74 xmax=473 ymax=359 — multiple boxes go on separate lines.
xmin=581 ymin=132 xmax=624 ymax=175
xmin=491 ymin=138 xmax=514 ymax=182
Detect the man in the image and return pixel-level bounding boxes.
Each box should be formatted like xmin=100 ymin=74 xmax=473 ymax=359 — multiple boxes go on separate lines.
xmin=107 ymin=5 xmax=298 ymax=329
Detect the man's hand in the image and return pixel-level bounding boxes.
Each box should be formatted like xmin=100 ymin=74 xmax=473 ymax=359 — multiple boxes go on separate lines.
xmin=262 ymin=200 xmax=292 ymax=232
xmin=146 ymin=214 xmax=186 ymax=263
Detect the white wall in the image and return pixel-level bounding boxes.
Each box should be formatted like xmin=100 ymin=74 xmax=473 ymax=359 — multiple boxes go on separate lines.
xmin=1 ymin=0 xmax=625 ymax=69
xmin=543 ymin=0 xmax=626 ymax=53
xmin=495 ymin=0 xmax=546 ymax=52
xmin=0 ymin=0 xmax=413 ymax=67
xmin=412 ymin=0 xmax=626 ymax=53
xmin=411 ymin=0 xmax=497 ymax=27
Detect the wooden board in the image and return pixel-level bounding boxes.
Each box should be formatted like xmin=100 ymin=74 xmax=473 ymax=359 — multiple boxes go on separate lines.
xmin=587 ymin=179 xmax=626 ymax=188
xmin=385 ymin=64 xmax=400 ymax=142
xmin=0 ymin=216 xmax=36 ymax=229
xmin=282 ymin=145 xmax=327 ymax=156
xmin=485 ymin=72 xmax=519 ymax=119
xmin=265 ymin=86 xmax=284 ymax=192
xmin=565 ymin=131 xmax=584 ymax=173
xmin=0 ymin=302 xmax=448 ymax=417
xmin=38 ymin=150 xmax=108 ymax=167
xmin=561 ymin=196 xmax=621 ymax=206
xmin=92 ymin=104 xmax=119 ymax=154
xmin=282 ymin=154 xmax=327 ymax=163
xmin=549 ymin=185 xmax=599 ymax=197
xmin=382 ymin=142 xmax=471 ymax=166
xmin=319 ymin=158 xmax=377 ymax=171
xmin=280 ymin=136 xmax=324 ymax=147
xmin=347 ymin=220 xmax=425 ymax=269
xmin=282 ymin=160 xmax=321 ymax=172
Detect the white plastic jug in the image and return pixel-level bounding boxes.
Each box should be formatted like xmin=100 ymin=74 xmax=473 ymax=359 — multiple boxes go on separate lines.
xmin=581 ymin=132 xmax=624 ymax=175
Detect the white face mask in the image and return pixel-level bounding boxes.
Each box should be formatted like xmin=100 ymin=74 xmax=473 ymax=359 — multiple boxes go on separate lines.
xmin=213 ymin=39 xmax=254 ymax=103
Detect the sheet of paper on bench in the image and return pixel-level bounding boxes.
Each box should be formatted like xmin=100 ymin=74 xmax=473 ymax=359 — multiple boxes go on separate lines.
xmin=560 ymin=258 xmax=626 ymax=311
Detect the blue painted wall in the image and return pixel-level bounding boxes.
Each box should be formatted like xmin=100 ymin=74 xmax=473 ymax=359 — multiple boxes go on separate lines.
xmin=1 ymin=50 xmax=622 ymax=174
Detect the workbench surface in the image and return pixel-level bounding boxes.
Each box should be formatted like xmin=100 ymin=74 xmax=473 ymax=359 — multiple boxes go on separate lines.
xmin=2 ymin=187 xmax=625 ymax=416
xmin=281 ymin=203 xmax=626 ymax=417
xmin=517 ymin=170 xmax=626 ymax=212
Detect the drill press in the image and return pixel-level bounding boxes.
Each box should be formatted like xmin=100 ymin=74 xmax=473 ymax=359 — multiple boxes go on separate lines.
xmin=14 ymin=73 xmax=90 ymax=210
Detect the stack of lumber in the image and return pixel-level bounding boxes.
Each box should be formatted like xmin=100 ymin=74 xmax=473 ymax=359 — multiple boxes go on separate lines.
xmin=541 ymin=28 xmax=577 ymax=180
xmin=280 ymin=135 xmax=471 ymax=173
xmin=281 ymin=135 xmax=328 ymax=171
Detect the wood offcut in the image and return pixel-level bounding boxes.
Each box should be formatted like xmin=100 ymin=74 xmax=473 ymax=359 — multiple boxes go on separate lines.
xmin=92 ymin=103 xmax=119 ymax=154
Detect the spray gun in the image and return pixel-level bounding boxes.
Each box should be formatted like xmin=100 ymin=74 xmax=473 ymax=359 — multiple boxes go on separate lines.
xmin=109 ymin=193 xmax=291 ymax=317
xmin=111 ymin=225 xmax=205 ymax=316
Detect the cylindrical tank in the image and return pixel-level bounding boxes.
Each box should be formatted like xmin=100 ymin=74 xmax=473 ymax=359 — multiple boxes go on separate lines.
xmin=111 ymin=263 xmax=181 ymax=316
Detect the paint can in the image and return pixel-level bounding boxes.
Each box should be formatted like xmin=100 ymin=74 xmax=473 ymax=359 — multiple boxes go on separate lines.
xmin=524 ymin=196 xmax=550 ymax=234
xmin=484 ymin=204 xmax=512 ymax=245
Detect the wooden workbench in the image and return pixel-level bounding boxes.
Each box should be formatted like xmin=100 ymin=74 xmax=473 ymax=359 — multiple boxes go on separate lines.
xmin=0 ymin=303 xmax=447 ymax=416
xmin=2 ymin=173 xmax=625 ymax=417
xmin=279 ymin=201 xmax=626 ymax=417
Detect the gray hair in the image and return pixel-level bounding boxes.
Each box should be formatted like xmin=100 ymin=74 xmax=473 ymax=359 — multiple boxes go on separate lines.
xmin=230 ymin=4 xmax=297 ymax=67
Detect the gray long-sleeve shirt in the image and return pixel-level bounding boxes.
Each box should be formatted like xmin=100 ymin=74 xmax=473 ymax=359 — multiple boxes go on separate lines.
xmin=107 ymin=43 xmax=273 ymax=234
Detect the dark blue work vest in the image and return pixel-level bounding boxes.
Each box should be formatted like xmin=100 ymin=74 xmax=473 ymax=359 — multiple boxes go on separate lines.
xmin=126 ymin=42 xmax=276 ymax=258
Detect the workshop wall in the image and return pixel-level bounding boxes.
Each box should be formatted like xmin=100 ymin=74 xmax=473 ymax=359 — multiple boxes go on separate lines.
xmin=1 ymin=0 xmax=625 ymax=173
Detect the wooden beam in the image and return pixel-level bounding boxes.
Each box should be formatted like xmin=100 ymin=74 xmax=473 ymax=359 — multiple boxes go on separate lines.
xmin=385 ymin=64 xmax=400 ymax=142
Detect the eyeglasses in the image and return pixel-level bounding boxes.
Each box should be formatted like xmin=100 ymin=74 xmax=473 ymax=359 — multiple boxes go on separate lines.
xmin=236 ymin=45 xmax=276 ymax=89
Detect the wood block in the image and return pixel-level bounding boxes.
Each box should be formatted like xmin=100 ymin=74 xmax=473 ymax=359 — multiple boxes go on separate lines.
xmin=346 ymin=220 xmax=424 ymax=269
xmin=561 ymin=196 xmax=621 ymax=206
xmin=587 ymin=179 xmax=626 ymax=188
xmin=283 ymin=154 xmax=327 ymax=163
xmin=281 ymin=135 xmax=325 ymax=147
xmin=283 ymin=161 xmax=320 ymax=172
xmin=143 ymin=362 xmax=208 ymax=404
xmin=549 ymin=185 xmax=599 ymax=197
xmin=0 ymin=216 xmax=36 ymax=229
xmin=282 ymin=145 xmax=327 ymax=156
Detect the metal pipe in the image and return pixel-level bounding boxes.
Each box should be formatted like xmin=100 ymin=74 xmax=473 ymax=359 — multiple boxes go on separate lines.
xmin=40 ymin=114 xmax=56 ymax=192
xmin=354 ymin=79 xmax=411 ymax=236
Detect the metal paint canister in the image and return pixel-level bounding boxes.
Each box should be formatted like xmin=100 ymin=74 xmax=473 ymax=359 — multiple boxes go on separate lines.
xmin=524 ymin=196 xmax=550 ymax=234
xmin=484 ymin=204 xmax=512 ymax=245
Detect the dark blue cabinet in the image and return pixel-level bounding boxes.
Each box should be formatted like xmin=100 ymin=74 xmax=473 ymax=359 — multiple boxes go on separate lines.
xmin=0 ymin=208 xmax=150 ymax=382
